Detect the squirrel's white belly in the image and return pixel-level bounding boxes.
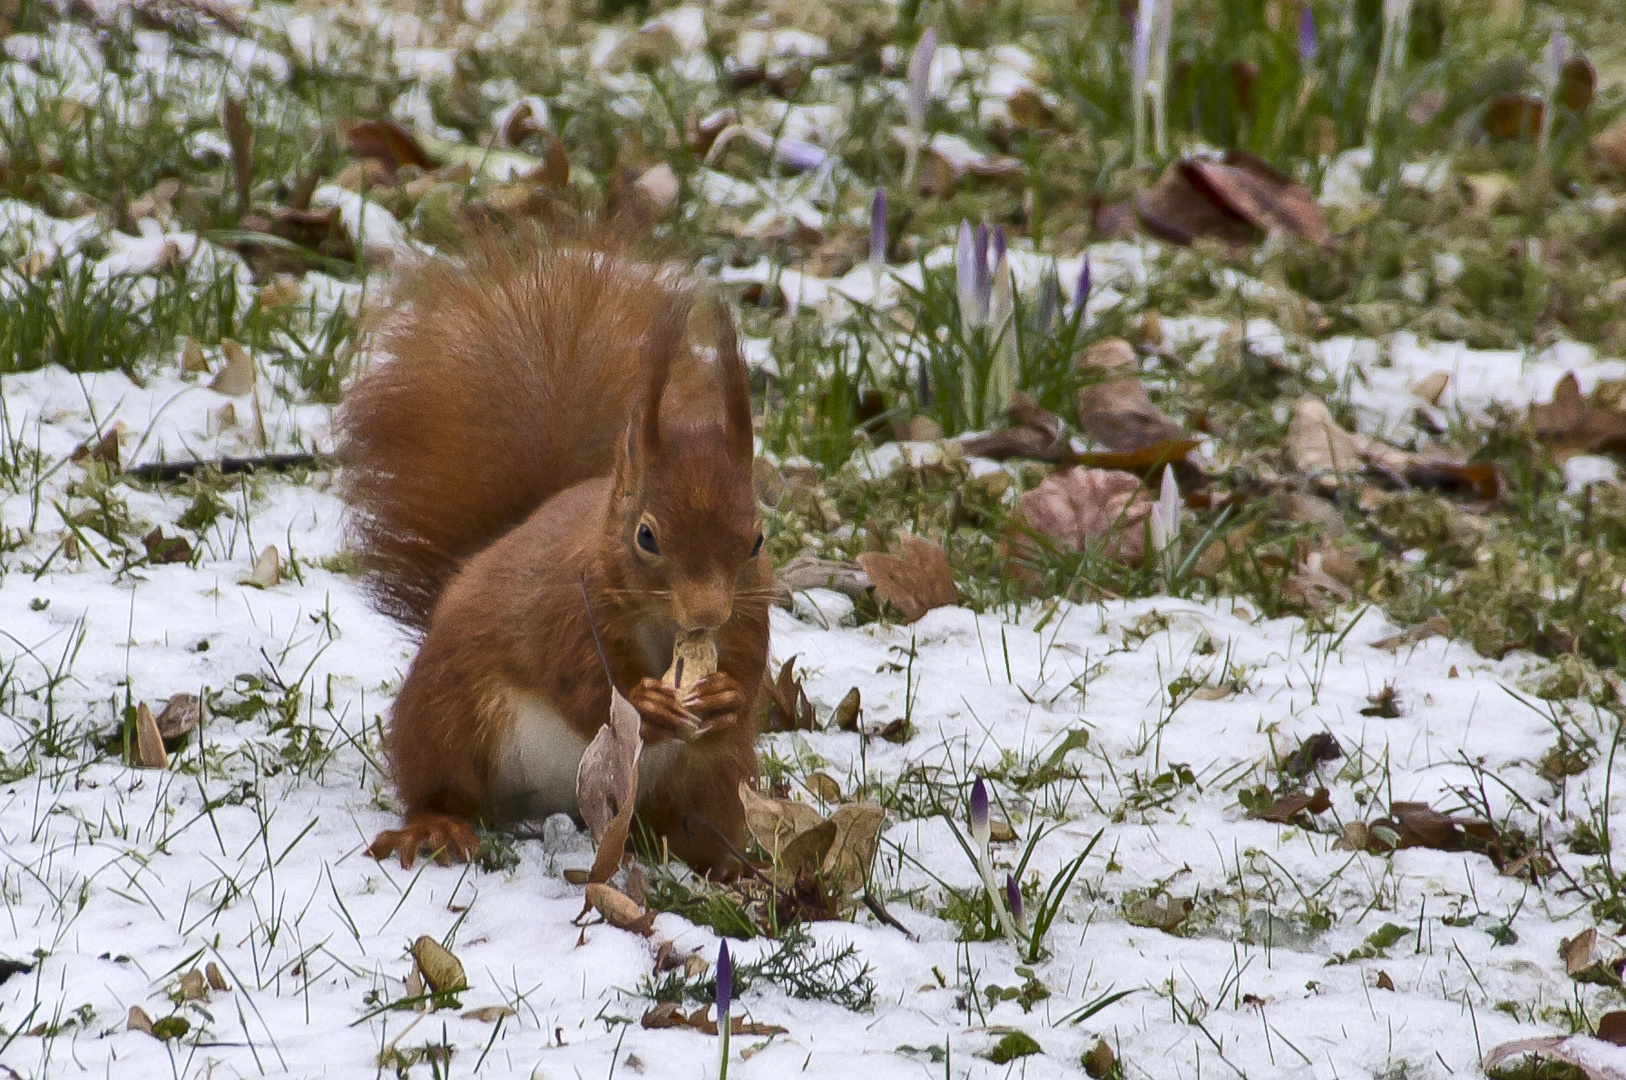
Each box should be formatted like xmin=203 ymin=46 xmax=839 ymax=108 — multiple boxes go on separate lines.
xmin=489 ymin=688 xmax=678 ymax=823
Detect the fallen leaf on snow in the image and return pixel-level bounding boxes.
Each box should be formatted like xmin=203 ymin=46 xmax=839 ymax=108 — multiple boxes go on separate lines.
xmin=342 ymin=118 xmax=436 ymax=180
xmin=1246 ymin=787 xmax=1331 ymax=824
xmin=211 ymin=339 xmax=257 ymax=397
xmin=134 ymin=702 xmax=167 ymax=769
xmin=410 ymin=935 xmax=467 ymax=994
xmin=762 ymin=657 xmax=816 ymax=732
xmin=1369 ymin=615 xmax=1450 ymax=650
xmin=1484 ymin=1036 xmax=1626 ymax=1080
xmin=241 ymin=545 xmax=281 ymax=588
xmin=461 ymin=1005 xmax=516 ymax=1023
xmin=856 ymin=534 xmax=957 ymax=623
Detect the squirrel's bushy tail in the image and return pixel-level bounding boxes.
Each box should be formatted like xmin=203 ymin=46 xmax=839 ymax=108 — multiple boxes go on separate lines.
xmin=339 ymin=236 xmax=689 ymax=631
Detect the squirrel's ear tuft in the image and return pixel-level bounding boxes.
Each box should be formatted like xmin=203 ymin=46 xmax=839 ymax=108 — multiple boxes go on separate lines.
xmin=716 ymin=307 xmax=753 ymax=462
xmin=637 ymin=296 xmax=691 ymax=454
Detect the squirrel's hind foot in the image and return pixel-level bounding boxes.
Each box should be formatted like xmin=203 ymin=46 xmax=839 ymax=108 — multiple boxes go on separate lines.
xmin=368 ymin=813 xmax=480 ymax=869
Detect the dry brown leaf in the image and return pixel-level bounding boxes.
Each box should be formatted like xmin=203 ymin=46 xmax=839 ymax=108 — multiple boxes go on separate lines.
xmin=181 ymin=337 xmax=209 ymax=374
xmin=1600 ymin=1012 xmax=1626 ymax=1047
xmin=804 ymin=771 xmax=842 ymax=802
xmin=142 ymin=527 xmax=192 ymax=565
xmin=1077 ymin=340 xmax=1184 ymax=453
xmin=739 ymin=782 xmax=824 ymax=860
xmin=821 ymin=803 xmax=885 ymax=895
xmin=126 ymin=1005 xmax=155 ymax=1035
xmin=1411 ymin=371 xmax=1450 ymax=405
xmin=342 ymin=119 xmax=435 ymax=180
xmin=1014 ymin=467 xmax=1153 ymax=562
xmin=1366 ymin=801 xmax=1497 ymax=853
xmin=1137 ymin=153 xmax=1330 ymax=249
xmin=832 ymin=687 xmax=861 ymax=731
xmin=241 ymin=545 xmax=280 ymax=588
xmin=1246 ymin=787 xmax=1331 ymax=824
xmin=205 ymin=962 xmax=230 ymax=992
xmin=1484 ymin=1037 xmax=1626 ymax=1080
xmin=775 ymin=819 xmax=838 ymax=887
xmin=1369 ymin=615 xmax=1450 ymax=650
xmin=579 ymin=689 xmax=644 ymax=884
xmin=763 ymin=657 xmax=816 ymax=732
xmin=410 ymin=936 xmax=467 ymax=993
xmin=154 ymin=694 xmax=202 ymax=740
xmin=178 ymin=968 xmax=208 ymax=1001
xmin=1531 ymin=372 xmax=1626 ymax=460
xmin=640 ymin=1002 xmax=785 ymax=1037
xmin=857 ymin=534 xmax=957 ymax=623
xmin=211 ymin=339 xmax=256 ymax=397
xmin=72 ymin=426 xmax=122 ymax=469
xmin=134 ymin=702 xmax=167 ymax=769
xmin=584 ymin=883 xmax=657 ymax=936
xmin=1563 ymin=928 xmax=1598 ymax=975
xmin=1375 ymin=970 xmax=1395 ymax=991
xmin=461 ymin=1005 xmax=516 ymax=1023
xmin=777 ymin=553 xmax=871 ymax=601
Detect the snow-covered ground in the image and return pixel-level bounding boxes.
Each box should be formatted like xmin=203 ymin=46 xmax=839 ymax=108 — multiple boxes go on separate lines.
xmin=0 ymin=368 xmax=1622 ymax=1079
xmin=3 ymin=1 xmax=1626 ymax=1077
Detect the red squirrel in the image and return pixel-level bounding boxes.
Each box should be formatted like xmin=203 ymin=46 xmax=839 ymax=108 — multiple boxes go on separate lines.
xmin=340 ymin=238 xmax=771 ymax=877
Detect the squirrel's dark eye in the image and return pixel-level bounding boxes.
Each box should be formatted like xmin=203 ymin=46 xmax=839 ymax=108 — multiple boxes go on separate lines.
xmin=636 ymin=523 xmax=660 ymax=555
xmin=750 ymin=532 xmax=764 ymax=558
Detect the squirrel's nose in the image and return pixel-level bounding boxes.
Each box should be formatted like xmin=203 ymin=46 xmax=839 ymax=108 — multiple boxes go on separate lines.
xmin=677 ymin=582 xmax=733 ymax=632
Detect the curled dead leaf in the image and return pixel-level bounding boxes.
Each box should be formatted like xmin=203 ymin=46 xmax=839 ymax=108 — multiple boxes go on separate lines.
xmin=832 ymin=686 xmax=861 ymax=731
xmin=134 ymin=702 xmax=167 ymax=769
xmin=342 ymin=118 xmax=435 ymax=180
xmin=579 ymin=689 xmax=644 ymax=883
xmin=1246 ymin=787 xmax=1331 ymax=824
xmin=211 ymin=339 xmax=256 ymax=397
xmin=584 ymin=883 xmax=657 ymax=936
xmin=241 ymin=545 xmax=281 ymax=588
xmin=410 ymin=936 xmax=467 ymax=993
xmin=1531 ymin=372 xmax=1626 ymax=461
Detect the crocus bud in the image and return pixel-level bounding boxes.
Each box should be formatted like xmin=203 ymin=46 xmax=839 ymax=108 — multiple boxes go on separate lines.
xmin=1074 ymin=257 xmax=1092 ymax=319
xmin=1298 ymin=4 xmax=1317 ymax=65
xmin=716 ymin=941 xmax=732 ymax=1020
xmin=870 ymin=188 xmax=887 ymax=267
xmin=991 ymin=225 xmax=1007 ymax=270
xmin=970 ymin=777 xmax=990 ymax=846
xmin=906 ymin=28 xmax=936 ymax=134
xmin=1005 ymin=873 xmax=1026 ymax=929
xmin=956 ymin=220 xmax=983 ymax=331
xmin=973 ymin=224 xmax=990 ymax=309
xmin=1150 ymin=464 xmax=1180 ymax=554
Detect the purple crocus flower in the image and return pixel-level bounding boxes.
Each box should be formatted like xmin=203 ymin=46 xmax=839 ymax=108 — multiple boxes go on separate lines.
xmin=906 ymin=28 xmax=936 ymax=134
xmin=716 ymin=941 xmax=732 ymax=1020
xmin=992 ymin=226 xmax=1007 ymax=271
xmin=1074 ymin=256 xmax=1092 ymax=320
xmin=1299 ymin=5 xmax=1317 ymax=64
xmin=1005 ymin=873 xmax=1025 ymax=928
xmin=870 ymin=188 xmax=887 ymax=267
xmin=973 ymin=224 xmax=990 ymax=306
xmin=970 ymin=777 xmax=990 ymax=845
xmin=772 ymin=138 xmax=827 ymax=173
xmin=956 ymin=220 xmax=986 ymax=330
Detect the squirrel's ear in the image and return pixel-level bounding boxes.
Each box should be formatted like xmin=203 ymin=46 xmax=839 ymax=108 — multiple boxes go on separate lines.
xmin=637 ymin=297 xmax=691 ymax=454
xmin=716 ymin=307 xmax=753 ymax=462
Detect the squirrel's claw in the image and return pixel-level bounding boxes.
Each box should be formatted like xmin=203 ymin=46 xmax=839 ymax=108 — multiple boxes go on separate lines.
xmin=686 ymin=672 xmax=745 ymax=732
xmin=368 ymin=813 xmax=480 ymax=869
xmin=628 ymin=678 xmax=699 ymax=743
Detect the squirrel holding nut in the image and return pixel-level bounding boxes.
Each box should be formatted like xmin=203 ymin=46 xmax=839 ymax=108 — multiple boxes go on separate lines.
xmin=340 ymin=237 xmax=771 ymax=877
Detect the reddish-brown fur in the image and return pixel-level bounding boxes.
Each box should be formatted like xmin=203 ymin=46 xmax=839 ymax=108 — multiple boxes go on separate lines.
xmin=340 ymin=238 xmax=770 ymax=876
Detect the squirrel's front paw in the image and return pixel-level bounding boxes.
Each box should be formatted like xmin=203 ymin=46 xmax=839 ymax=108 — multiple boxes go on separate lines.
xmin=687 ymin=672 xmax=745 ymax=733
xmin=368 ymin=813 xmax=480 ymax=869
xmin=628 ymin=678 xmax=699 ymax=743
